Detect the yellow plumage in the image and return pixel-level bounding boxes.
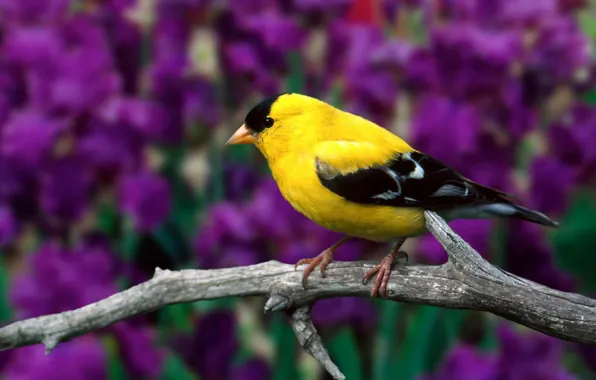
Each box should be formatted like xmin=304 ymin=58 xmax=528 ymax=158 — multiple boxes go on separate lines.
xmin=226 ymin=92 xmax=558 ymax=297
xmin=252 ymin=93 xmax=425 ymax=241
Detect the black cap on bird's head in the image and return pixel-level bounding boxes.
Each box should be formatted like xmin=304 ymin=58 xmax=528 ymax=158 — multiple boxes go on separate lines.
xmin=226 ymin=93 xmax=290 ymax=145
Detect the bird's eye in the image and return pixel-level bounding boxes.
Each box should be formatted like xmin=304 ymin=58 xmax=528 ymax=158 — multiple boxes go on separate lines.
xmin=262 ymin=117 xmax=274 ymax=128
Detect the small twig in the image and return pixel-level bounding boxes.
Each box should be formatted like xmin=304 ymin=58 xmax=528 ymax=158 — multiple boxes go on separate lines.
xmin=0 ymin=211 xmax=594 ymax=379
xmin=287 ymin=306 xmax=345 ymax=380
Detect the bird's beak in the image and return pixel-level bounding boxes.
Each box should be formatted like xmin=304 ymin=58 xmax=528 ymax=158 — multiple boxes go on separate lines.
xmin=225 ymin=124 xmax=257 ymax=145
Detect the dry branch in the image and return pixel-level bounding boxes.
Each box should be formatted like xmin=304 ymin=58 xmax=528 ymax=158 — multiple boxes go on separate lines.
xmin=0 ymin=211 xmax=594 ymax=379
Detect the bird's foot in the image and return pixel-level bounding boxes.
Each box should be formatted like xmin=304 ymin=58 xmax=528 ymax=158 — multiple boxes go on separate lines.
xmin=295 ymin=248 xmax=335 ymax=289
xmin=362 ymin=250 xmax=408 ymax=298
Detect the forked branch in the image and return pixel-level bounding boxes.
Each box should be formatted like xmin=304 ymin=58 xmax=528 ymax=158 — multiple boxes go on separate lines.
xmin=0 ymin=211 xmax=594 ymax=379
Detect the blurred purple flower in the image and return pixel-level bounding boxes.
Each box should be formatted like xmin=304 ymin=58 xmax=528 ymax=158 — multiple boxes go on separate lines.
xmin=78 ymin=119 xmax=143 ymax=175
xmin=0 ymin=205 xmax=18 ymax=246
xmin=222 ymin=164 xmax=260 ymax=201
xmin=411 ymin=94 xmax=481 ymax=164
xmin=118 ymin=171 xmax=172 ymax=232
xmin=420 ymin=344 xmax=497 ymax=380
xmin=39 ymin=156 xmax=92 ymax=223
xmin=111 ymin=322 xmax=165 ymax=378
xmin=1 ymin=109 xmax=65 ymax=166
xmin=2 ymin=26 xmax=63 ymax=69
xmin=417 ymin=219 xmax=493 ymax=264
xmin=529 ymin=16 xmax=591 ymax=85
xmin=496 ymin=324 xmax=575 ymax=379
xmin=183 ymin=77 xmax=221 ymax=129
xmin=96 ymin=96 xmax=168 ymax=142
xmin=194 ymin=202 xmax=264 ymax=268
xmin=430 ymin=25 xmax=522 ymax=100
xmin=529 ymin=155 xmax=575 ymax=215
xmin=579 ymin=344 xmax=596 ymax=373
xmin=1 ymin=337 xmax=106 ymax=380
xmin=10 ymin=240 xmax=120 ymax=319
xmin=231 ymin=358 xmax=271 ymax=380
xmin=548 ymin=105 xmax=596 ymax=183
xmin=423 ymin=322 xmax=575 ymax=379
xmin=173 ymin=310 xmax=238 ymax=380
xmin=241 ymin=12 xmax=305 ymax=52
xmin=506 ymin=220 xmax=575 ymax=292
xmin=312 ymin=297 xmax=376 ymax=328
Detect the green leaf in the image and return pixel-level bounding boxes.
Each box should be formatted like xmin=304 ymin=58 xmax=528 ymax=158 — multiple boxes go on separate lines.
xmin=327 ymin=328 xmax=364 ymax=380
xmin=103 ymin=335 xmax=129 ymax=380
xmin=579 ymin=10 xmax=596 ymax=41
xmin=96 ymin=202 xmax=119 ymax=237
xmin=208 ymin=141 xmax=225 ymax=203
xmin=192 ymin=298 xmax=234 ymax=313
xmin=161 ymin=352 xmax=199 ymax=380
xmin=582 ymin=90 xmax=596 ymax=105
xmin=394 ymin=305 xmax=441 ymax=380
xmin=120 ymin=224 xmax=140 ymax=262
xmin=328 ymin=80 xmax=344 ymax=108
xmin=562 ymin=348 xmax=596 ymax=379
xmin=478 ymin=316 xmax=499 ymax=352
xmin=373 ymin=302 xmax=401 ymax=380
xmin=284 ymin=52 xmax=304 ymax=93
xmin=425 ymin=309 xmax=465 ymax=371
xmin=153 ymin=224 xmax=190 ymax=266
xmin=0 ymin=254 xmax=13 ymax=322
xmin=270 ymin=314 xmax=299 ymax=380
xmin=552 ymin=193 xmax=596 ymax=293
xmin=158 ymin=303 xmax=195 ymax=338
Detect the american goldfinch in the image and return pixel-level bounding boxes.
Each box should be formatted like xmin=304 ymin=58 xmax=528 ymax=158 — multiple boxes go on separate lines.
xmin=226 ymin=93 xmax=558 ymax=298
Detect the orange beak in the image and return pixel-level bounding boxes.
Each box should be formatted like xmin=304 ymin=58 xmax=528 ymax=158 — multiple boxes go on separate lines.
xmin=225 ymin=124 xmax=257 ymax=145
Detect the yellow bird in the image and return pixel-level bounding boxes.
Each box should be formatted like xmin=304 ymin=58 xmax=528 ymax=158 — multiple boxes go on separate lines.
xmin=226 ymin=93 xmax=558 ymax=297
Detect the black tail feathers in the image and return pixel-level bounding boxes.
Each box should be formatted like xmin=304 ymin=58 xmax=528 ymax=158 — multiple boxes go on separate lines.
xmin=509 ymin=203 xmax=559 ymax=228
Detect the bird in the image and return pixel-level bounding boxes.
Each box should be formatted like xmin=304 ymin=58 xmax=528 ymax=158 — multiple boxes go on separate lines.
xmin=225 ymin=93 xmax=558 ymax=298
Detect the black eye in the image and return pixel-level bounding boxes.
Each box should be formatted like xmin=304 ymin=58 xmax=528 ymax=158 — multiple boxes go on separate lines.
xmin=262 ymin=117 xmax=274 ymax=128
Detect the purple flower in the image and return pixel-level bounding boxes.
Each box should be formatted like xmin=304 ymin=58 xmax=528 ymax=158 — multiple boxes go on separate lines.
xmin=312 ymin=297 xmax=376 ymax=328
xmin=111 ymin=322 xmax=165 ymax=378
xmin=2 ymin=26 xmax=63 ymax=69
xmin=172 ymin=310 xmax=238 ymax=380
xmin=423 ymin=322 xmax=576 ymax=380
xmin=39 ymin=156 xmax=92 ymax=223
xmin=0 ymin=337 xmax=106 ymax=380
xmin=241 ymin=12 xmax=305 ymax=52
xmin=183 ymin=77 xmax=221 ymax=129
xmin=1 ymin=109 xmax=65 ymax=167
xmin=506 ymin=220 xmax=575 ymax=292
xmin=231 ymin=358 xmax=271 ymax=380
xmin=420 ymin=344 xmax=497 ymax=380
xmin=411 ymin=94 xmax=482 ymax=164
xmin=10 ymin=239 xmax=120 ymax=319
xmin=529 ymin=155 xmax=575 ymax=215
xmin=0 ymin=0 xmax=70 ymax=22
xmin=429 ymin=25 xmax=522 ymax=100
xmin=118 ymin=171 xmax=172 ymax=232
xmin=96 ymin=96 xmax=168 ymax=142
xmin=77 ymin=119 xmax=143 ymax=175
xmin=529 ymin=16 xmax=591 ymax=85
xmin=548 ymin=105 xmax=596 ymax=182
xmin=496 ymin=324 xmax=576 ymax=380
xmin=0 ymin=205 xmax=18 ymax=246
xmin=222 ymin=164 xmax=260 ymax=201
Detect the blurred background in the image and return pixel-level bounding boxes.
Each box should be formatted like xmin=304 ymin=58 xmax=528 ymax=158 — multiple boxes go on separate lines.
xmin=1 ymin=0 xmax=596 ymax=379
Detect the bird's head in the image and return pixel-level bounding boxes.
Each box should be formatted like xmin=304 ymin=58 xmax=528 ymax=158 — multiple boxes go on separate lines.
xmin=226 ymin=93 xmax=335 ymax=161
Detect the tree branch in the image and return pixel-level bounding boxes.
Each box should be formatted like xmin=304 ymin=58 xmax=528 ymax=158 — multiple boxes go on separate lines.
xmin=0 ymin=211 xmax=594 ymax=379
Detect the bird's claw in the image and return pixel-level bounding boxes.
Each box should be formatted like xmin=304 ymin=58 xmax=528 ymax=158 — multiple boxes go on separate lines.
xmin=294 ymin=249 xmax=334 ymax=289
xmin=362 ymin=250 xmax=407 ymax=298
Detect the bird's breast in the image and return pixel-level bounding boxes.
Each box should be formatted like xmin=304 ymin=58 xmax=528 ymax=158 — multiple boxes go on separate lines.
xmin=271 ymin=156 xmax=427 ymax=242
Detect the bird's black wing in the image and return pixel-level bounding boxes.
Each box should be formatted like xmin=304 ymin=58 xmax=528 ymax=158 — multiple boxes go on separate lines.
xmin=315 ymin=151 xmax=512 ymax=209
